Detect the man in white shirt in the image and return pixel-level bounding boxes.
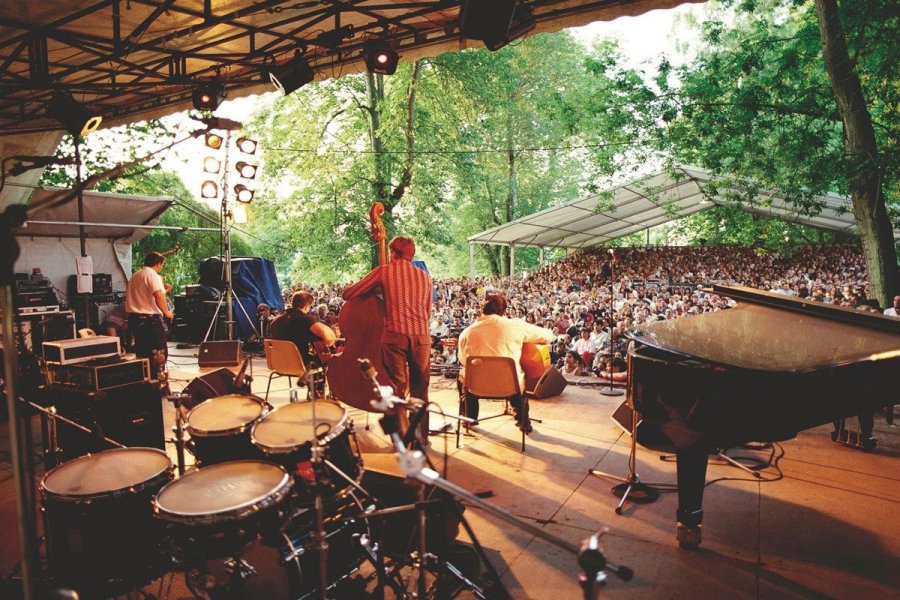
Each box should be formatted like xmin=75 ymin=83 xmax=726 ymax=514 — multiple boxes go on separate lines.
xmin=884 ymin=295 xmax=900 ymax=317
xmin=125 ymin=252 xmax=173 ymax=378
xmin=458 ymin=294 xmax=554 ymax=433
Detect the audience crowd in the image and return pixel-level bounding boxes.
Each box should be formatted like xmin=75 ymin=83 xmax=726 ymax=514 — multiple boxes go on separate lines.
xmin=284 ymin=244 xmax=895 ymax=377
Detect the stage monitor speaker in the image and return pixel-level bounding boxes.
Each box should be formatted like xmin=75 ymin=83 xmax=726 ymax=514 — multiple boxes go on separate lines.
xmin=611 ymin=400 xmax=634 ymax=435
xmin=43 ymin=381 xmax=164 ymax=466
xmin=531 ymin=366 xmax=568 ymax=399
xmin=198 ymin=340 xmax=241 ymax=367
xmin=183 ymin=367 xmax=242 ymax=409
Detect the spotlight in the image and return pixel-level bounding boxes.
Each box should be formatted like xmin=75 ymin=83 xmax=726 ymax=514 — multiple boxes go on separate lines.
xmin=205 ymin=132 xmax=224 ymax=150
xmin=234 ymin=184 xmax=254 ymax=203
xmin=192 ymin=82 xmax=226 ymax=111
xmin=236 ymin=137 xmax=258 ymax=154
xmin=200 ymin=180 xmax=219 ymax=199
xmin=231 ymin=203 xmax=249 ymax=224
xmin=364 ymin=41 xmax=399 ymax=75
xmin=47 ymin=92 xmax=103 ymax=137
xmin=203 ymin=156 xmax=221 ymax=174
xmin=268 ymin=55 xmax=315 ymax=96
xmin=235 ymin=161 xmax=258 ymax=179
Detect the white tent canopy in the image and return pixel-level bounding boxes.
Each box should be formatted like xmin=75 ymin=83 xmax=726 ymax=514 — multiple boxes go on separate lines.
xmin=466 ymin=165 xmax=893 ymax=276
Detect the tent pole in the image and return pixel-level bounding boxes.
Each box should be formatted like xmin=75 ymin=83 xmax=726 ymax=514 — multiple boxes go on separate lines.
xmin=509 ymin=244 xmax=515 ymax=278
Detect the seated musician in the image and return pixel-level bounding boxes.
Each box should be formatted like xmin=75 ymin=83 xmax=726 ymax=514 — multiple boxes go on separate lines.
xmin=269 ymin=291 xmax=337 ymax=369
xmin=457 ymin=293 xmax=554 ymax=433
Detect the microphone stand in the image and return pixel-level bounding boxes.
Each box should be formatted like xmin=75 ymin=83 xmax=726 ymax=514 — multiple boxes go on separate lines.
xmin=600 ymin=250 xmax=623 ymax=397
xmin=360 ymin=359 xmax=634 ymax=598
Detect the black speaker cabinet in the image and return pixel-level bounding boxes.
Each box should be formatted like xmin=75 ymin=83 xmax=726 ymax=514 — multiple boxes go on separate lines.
xmin=42 ymin=382 xmax=164 ymax=465
xmin=460 ymin=0 xmax=517 ymax=43
xmin=531 ymin=366 xmax=568 ymax=399
xmin=360 ymin=468 xmax=463 ymax=556
xmin=198 ymin=340 xmax=241 ymax=367
xmin=183 ymin=367 xmax=242 ymax=409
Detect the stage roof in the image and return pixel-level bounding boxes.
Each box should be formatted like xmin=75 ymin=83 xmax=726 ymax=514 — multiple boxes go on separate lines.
xmin=15 ymin=187 xmax=173 ymax=243
xmin=467 ymin=166 xmax=898 ymax=249
xmin=0 ymin=0 xmax=696 ymax=136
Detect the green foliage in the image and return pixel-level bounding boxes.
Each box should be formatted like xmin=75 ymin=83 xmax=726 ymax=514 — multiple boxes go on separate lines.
xmin=657 ymin=0 xmax=898 ymax=214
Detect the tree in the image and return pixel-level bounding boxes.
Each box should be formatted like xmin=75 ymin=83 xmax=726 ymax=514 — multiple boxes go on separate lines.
xmin=656 ymin=0 xmax=898 ymax=305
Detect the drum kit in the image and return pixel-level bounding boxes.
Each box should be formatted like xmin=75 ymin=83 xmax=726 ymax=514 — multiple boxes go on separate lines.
xmin=36 ymin=360 xmax=634 ymax=600
xmin=37 ymin=395 xmax=478 ymax=599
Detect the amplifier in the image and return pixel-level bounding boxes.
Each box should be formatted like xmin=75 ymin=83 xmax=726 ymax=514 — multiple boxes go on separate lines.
xmin=43 ymin=335 xmax=121 ymax=365
xmin=47 ymin=358 xmax=150 ymax=391
xmin=198 ymin=340 xmax=241 ymax=367
xmin=92 ymin=273 xmax=113 ymax=295
xmin=16 ymin=288 xmax=58 ymax=307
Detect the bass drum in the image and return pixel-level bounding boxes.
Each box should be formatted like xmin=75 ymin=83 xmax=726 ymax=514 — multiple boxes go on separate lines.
xmin=192 ymin=492 xmax=369 ymax=600
xmin=41 ymin=447 xmax=174 ymax=597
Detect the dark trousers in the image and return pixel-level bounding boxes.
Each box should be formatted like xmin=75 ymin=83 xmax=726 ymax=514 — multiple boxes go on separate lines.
xmin=457 ymin=379 xmax=523 ymax=423
xmin=382 ymin=331 xmax=432 ymax=439
xmin=128 ymin=314 xmax=167 ymax=378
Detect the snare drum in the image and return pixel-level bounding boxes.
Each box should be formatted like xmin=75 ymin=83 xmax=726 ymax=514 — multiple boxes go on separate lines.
xmin=251 ymin=402 xmax=363 ymax=502
xmin=41 ymin=447 xmax=174 ymax=596
xmin=153 ymin=460 xmax=293 ymax=560
xmin=186 ymin=394 xmax=267 ymax=465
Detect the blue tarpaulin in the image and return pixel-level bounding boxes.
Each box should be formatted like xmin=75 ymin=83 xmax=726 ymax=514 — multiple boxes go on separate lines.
xmin=198 ymin=256 xmax=284 ymax=339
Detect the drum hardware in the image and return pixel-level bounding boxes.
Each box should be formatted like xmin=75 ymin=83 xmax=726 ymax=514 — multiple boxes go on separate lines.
xmin=26 ymin=399 xmax=125 ymax=471
xmin=166 ymin=392 xmax=191 ymax=475
xmin=362 ymin=358 xmax=634 ymax=600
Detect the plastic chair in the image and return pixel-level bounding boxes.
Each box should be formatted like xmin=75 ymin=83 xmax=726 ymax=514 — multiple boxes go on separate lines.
xmin=263 ymin=339 xmax=326 ymax=404
xmin=457 ymin=356 xmax=538 ymax=452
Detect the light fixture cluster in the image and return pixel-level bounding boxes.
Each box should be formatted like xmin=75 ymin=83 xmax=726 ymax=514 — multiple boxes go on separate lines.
xmin=200 ymin=129 xmax=259 ymax=209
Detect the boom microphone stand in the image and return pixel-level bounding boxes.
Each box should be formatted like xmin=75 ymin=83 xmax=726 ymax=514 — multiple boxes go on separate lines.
xmin=362 ymin=359 xmax=634 ymax=598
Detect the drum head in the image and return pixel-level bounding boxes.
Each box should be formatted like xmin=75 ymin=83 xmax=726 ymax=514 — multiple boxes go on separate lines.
xmin=42 ymin=447 xmax=172 ymax=500
xmin=252 ymin=402 xmax=347 ymax=454
xmin=187 ymin=394 xmax=265 ymax=436
xmin=154 ymin=461 xmax=291 ymax=523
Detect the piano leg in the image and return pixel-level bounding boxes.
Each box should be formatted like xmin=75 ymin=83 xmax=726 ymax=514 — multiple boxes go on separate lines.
xmin=675 ymin=445 xmax=708 ymax=550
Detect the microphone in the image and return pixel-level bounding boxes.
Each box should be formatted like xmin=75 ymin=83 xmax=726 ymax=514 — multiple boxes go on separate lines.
xmin=358 ymin=358 xmax=421 ymax=412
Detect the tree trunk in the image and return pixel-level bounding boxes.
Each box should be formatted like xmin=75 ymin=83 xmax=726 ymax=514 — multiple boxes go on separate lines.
xmin=814 ymin=0 xmax=898 ymax=307
xmin=365 ymin=71 xmax=392 ymax=267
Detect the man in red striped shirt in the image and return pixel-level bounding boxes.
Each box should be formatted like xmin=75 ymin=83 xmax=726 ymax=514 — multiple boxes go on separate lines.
xmin=343 ymin=236 xmax=432 ymax=434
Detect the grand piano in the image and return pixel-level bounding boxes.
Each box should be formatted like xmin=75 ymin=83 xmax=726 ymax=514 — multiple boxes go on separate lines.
xmin=627 ymin=285 xmax=900 ymax=548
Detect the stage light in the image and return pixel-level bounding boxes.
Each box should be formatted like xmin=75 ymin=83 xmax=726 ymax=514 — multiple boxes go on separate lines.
xmin=192 ymin=82 xmax=226 ymax=111
xmin=268 ymin=55 xmax=315 ymax=96
xmin=364 ymin=41 xmax=399 ymax=75
xmin=231 ymin=203 xmax=249 ymax=224
xmin=234 ymin=184 xmax=254 ymax=203
xmin=47 ymin=92 xmax=103 ymax=137
xmin=200 ymin=180 xmax=219 ymax=199
xmin=235 ymin=161 xmax=258 ymax=179
xmin=203 ymin=156 xmax=221 ymax=174
xmin=205 ymin=132 xmax=224 ymax=150
xmin=236 ymin=137 xmax=258 ymax=154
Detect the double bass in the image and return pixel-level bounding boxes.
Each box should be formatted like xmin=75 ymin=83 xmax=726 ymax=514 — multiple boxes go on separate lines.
xmin=326 ymin=203 xmax=392 ymax=411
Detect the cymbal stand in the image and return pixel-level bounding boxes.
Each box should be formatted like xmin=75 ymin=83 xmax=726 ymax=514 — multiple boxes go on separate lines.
xmin=310 ymin=444 xmax=331 ymax=600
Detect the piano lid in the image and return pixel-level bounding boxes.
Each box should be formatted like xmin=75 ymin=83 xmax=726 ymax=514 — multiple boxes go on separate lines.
xmin=629 ymin=286 xmax=900 ymax=373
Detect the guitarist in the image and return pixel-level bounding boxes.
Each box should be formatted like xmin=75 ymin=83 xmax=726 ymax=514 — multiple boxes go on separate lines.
xmin=269 ymin=291 xmax=337 ymax=371
xmin=125 ymin=251 xmax=173 ymax=378
xmin=342 ymin=236 xmax=432 ymax=440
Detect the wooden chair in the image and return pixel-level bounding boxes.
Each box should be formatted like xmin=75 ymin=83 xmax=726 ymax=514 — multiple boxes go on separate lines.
xmin=263 ymin=339 xmax=326 ymax=404
xmin=456 ymin=356 xmax=539 ymax=452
